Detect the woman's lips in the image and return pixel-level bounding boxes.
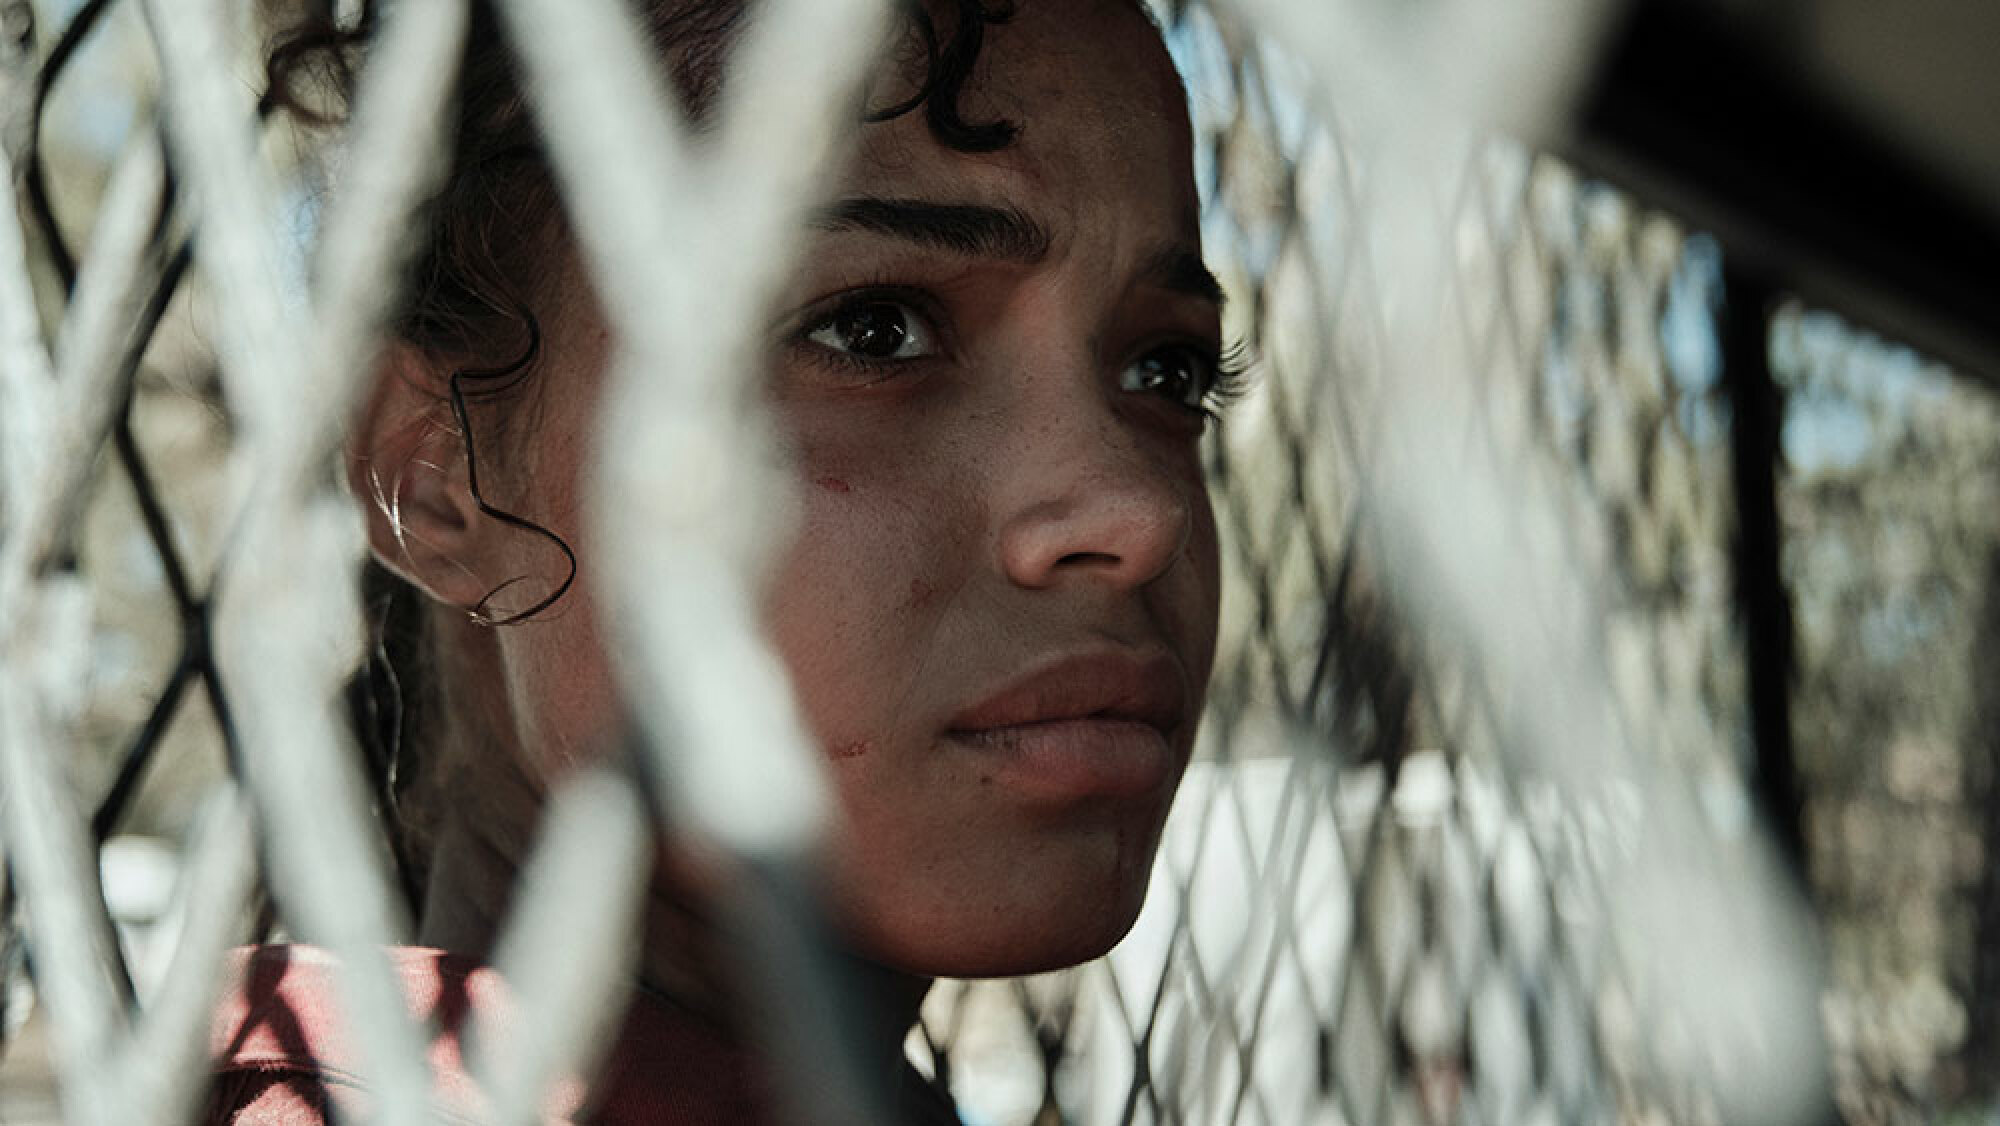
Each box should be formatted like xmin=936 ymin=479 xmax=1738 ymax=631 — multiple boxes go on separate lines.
xmin=946 ymin=719 xmax=1175 ymax=802
xmin=944 ymin=651 xmax=1189 ymax=802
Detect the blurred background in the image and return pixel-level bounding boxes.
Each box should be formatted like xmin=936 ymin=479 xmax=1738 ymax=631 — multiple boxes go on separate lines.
xmin=2 ymin=0 xmax=1997 ymax=1123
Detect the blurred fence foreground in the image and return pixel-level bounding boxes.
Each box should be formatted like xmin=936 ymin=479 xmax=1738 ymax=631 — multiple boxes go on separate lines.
xmin=2 ymin=0 xmax=1995 ymax=1124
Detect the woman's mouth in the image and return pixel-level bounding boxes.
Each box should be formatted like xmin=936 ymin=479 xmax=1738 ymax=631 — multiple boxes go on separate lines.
xmin=944 ymin=650 xmax=1189 ymax=802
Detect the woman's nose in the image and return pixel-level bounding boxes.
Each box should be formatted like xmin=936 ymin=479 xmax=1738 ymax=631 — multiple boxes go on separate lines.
xmin=995 ymin=408 xmax=1195 ymax=593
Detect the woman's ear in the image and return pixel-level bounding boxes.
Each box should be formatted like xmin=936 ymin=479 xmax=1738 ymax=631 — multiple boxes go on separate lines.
xmin=347 ymin=344 xmax=492 ymax=610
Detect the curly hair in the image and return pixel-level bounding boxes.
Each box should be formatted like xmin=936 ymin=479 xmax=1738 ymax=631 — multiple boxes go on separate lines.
xmin=268 ymin=0 xmax=1019 ymax=361
xmin=267 ymin=0 xmax=1034 ymax=907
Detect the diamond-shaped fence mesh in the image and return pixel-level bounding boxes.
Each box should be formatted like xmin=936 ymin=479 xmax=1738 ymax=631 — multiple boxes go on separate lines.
xmin=907 ymin=24 xmax=1770 ymax=1120
xmin=0 ymin=1 xmax=1993 ymax=1124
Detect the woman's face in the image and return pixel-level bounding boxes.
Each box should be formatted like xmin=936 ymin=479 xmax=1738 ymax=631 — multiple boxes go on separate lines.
xmin=472 ymin=0 xmax=1221 ymax=977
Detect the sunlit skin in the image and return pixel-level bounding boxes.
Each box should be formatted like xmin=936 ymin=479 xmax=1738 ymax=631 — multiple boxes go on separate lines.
xmin=352 ymin=0 xmax=1221 ymax=1057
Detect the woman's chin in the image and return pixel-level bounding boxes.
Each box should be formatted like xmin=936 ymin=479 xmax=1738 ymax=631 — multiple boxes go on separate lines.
xmin=950 ymin=911 xmax=1146 ymax=978
xmin=837 ymin=866 xmax=1157 ymax=980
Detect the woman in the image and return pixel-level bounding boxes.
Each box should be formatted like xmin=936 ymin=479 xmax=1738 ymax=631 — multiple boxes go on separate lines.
xmin=214 ymin=0 xmax=1235 ymax=1120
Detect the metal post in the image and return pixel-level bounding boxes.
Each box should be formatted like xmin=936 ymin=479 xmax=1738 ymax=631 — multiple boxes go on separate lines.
xmin=1722 ymin=264 xmax=1804 ymax=875
xmin=1721 ymin=260 xmax=1840 ymax=1125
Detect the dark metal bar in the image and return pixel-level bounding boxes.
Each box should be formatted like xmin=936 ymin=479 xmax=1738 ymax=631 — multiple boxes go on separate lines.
xmin=91 ymin=651 xmax=196 ymax=842
xmin=22 ymin=0 xmax=116 ymax=292
xmin=1721 ymin=261 xmax=1840 ymax=1126
xmin=1720 ymin=264 xmax=1805 ymax=880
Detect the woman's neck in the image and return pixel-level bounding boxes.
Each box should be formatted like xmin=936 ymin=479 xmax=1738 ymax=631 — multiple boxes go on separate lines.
xmin=419 ymin=801 xmax=933 ymax=1091
xmin=634 ymin=847 xmax=935 ymax=1065
xmin=414 ymin=807 xmax=519 ymax=959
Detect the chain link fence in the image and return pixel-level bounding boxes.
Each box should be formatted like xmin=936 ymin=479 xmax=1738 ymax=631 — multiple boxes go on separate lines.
xmin=0 ymin=0 xmax=1992 ymax=1123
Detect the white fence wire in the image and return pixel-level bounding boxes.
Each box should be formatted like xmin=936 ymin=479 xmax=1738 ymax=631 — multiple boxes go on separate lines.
xmin=4 ymin=0 xmax=1949 ymax=1122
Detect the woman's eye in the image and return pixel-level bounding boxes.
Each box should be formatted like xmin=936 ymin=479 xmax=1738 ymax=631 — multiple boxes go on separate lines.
xmin=1121 ymin=344 xmax=1217 ymax=412
xmin=803 ymin=298 xmax=938 ymax=363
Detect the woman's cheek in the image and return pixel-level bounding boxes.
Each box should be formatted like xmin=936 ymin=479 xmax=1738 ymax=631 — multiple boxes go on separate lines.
xmin=762 ymin=469 xmax=923 ymax=745
xmin=764 ymin=396 xmax=985 ymax=741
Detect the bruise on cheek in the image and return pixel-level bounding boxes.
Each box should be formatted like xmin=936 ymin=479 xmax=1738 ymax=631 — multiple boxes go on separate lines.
xmin=812 ymin=475 xmax=852 ymax=494
xmin=907 ymin=578 xmax=936 ymax=609
xmin=829 ymin=739 xmax=873 ymax=760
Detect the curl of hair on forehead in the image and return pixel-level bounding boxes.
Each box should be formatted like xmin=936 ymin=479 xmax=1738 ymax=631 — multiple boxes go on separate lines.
xmin=870 ymin=0 xmax=1019 ymax=152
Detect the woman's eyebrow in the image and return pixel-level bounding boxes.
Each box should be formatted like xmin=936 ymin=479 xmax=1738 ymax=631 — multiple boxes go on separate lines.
xmin=1141 ymin=244 xmax=1227 ymax=309
xmin=810 ymin=196 xmax=1225 ymax=309
xmin=811 ymin=197 xmax=1052 ymax=262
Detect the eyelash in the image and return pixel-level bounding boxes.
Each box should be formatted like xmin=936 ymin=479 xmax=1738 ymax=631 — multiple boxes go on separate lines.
xmin=789 ymin=286 xmax=1253 ymax=421
xmin=1201 ymin=339 xmax=1254 ymax=420
xmin=789 ymin=284 xmax=948 ymax=376
xmin=1125 ymin=337 xmax=1253 ymax=423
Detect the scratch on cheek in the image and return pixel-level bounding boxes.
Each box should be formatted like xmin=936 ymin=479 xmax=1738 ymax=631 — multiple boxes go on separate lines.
xmin=907 ymin=578 xmax=935 ymax=608
xmin=812 ymin=475 xmax=852 ymax=493
xmin=829 ymin=739 xmax=872 ymax=760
